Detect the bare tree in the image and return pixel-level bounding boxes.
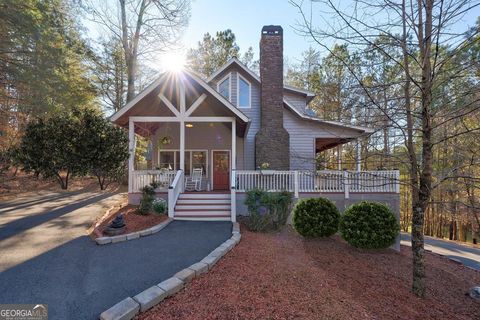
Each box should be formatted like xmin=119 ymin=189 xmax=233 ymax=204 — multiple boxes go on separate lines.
xmin=291 ymin=0 xmax=480 ymax=297
xmin=85 ymin=0 xmax=190 ymax=102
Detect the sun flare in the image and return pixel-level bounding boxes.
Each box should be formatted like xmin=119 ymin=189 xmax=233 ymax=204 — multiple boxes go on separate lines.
xmin=161 ymin=52 xmax=186 ymax=72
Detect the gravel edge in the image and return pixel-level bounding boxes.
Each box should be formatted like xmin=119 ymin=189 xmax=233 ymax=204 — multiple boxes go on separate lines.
xmin=99 ymin=221 xmax=241 ymax=320
xmin=95 ymin=218 xmax=173 ymax=245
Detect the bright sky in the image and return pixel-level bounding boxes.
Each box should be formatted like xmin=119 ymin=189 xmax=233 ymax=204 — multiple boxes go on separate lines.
xmin=181 ymin=0 xmax=313 ymax=62
xmin=158 ymin=0 xmax=479 ymax=71
xmin=82 ymin=0 xmax=479 ymax=72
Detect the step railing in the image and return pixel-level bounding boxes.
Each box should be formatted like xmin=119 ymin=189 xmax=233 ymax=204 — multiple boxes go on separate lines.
xmin=235 ymin=170 xmax=400 ymax=198
xmin=168 ymin=170 xmax=184 ymax=218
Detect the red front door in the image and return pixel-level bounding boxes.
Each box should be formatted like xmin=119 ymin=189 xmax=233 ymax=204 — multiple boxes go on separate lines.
xmin=213 ymin=151 xmax=230 ymax=190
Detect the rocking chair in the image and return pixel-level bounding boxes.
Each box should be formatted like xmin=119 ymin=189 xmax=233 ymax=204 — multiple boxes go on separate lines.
xmin=185 ymin=168 xmax=203 ymax=191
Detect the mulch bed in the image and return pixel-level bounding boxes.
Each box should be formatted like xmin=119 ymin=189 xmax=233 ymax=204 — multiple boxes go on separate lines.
xmin=137 ymin=224 xmax=479 ymax=320
xmin=92 ymin=205 xmax=168 ymax=238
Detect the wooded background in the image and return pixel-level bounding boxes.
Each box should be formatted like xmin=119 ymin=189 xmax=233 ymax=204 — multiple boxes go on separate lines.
xmin=0 ymin=0 xmax=479 ymax=297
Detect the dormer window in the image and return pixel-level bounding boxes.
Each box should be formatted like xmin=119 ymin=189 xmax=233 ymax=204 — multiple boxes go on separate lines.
xmin=237 ymin=75 xmax=251 ymax=108
xmin=217 ymin=74 xmax=230 ymax=101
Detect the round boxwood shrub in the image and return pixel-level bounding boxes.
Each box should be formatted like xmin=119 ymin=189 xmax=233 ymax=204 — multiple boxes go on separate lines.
xmin=292 ymin=197 xmax=340 ymax=237
xmin=340 ymin=201 xmax=399 ymax=249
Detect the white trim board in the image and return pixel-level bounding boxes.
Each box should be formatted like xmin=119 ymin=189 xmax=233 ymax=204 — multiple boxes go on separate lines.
xmin=110 ymin=70 xmax=250 ymax=125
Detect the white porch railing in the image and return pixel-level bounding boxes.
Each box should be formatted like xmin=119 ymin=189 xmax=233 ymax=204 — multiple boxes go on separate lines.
xmin=131 ymin=170 xmax=176 ymax=193
xmin=168 ymin=170 xmax=184 ymax=218
xmin=235 ymin=170 xmax=400 ymax=197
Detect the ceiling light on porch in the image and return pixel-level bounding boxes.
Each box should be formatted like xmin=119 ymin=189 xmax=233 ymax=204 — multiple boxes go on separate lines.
xmin=185 ymin=123 xmax=193 ymax=128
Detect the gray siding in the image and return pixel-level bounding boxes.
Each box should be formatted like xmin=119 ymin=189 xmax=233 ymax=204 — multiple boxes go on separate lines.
xmin=283 ymin=109 xmax=363 ymax=171
xmin=210 ymin=69 xmax=261 ymax=170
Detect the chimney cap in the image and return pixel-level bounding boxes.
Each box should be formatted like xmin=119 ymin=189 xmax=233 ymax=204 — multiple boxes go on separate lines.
xmin=261 ymin=25 xmax=283 ymax=36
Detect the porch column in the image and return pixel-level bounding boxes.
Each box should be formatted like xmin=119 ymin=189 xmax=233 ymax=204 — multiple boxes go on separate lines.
xmin=355 ymin=140 xmax=361 ymax=171
xmin=128 ymin=119 xmax=135 ymax=193
xmin=179 ymin=76 xmax=186 ymax=177
xmin=231 ymin=120 xmax=236 ymax=170
xmin=180 ymin=121 xmax=185 ymax=173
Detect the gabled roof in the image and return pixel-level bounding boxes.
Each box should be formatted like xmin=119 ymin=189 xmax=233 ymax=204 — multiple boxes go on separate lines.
xmin=206 ymin=57 xmax=316 ymax=102
xmin=110 ymin=69 xmax=250 ymax=124
xmin=283 ymin=98 xmax=374 ymax=135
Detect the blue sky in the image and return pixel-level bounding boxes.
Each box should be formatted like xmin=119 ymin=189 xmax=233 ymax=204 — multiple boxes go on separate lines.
xmin=166 ymin=0 xmax=479 ymax=69
xmin=182 ymin=0 xmax=312 ymax=63
xmin=82 ymin=0 xmax=479 ymax=71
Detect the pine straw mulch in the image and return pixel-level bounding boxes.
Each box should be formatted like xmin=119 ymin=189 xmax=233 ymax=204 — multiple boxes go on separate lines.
xmin=137 ymin=225 xmax=479 ymax=320
xmin=90 ymin=205 xmax=168 ymax=239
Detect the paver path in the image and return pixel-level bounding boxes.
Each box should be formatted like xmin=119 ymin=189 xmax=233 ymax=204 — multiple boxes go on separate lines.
xmin=0 ymin=191 xmax=231 ymax=319
xmin=401 ymin=232 xmax=480 ymax=270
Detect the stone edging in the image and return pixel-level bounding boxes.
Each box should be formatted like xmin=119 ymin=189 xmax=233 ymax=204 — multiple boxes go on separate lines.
xmin=99 ymin=222 xmax=241 ymax=320
xmin=95 ymin=218 xmax=173 ymax=245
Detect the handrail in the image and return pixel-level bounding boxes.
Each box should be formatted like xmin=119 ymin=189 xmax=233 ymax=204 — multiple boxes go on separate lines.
xmin=168 ymin=170 xmax=184 ymax=218
xmin=169 ymin=169 xmax=183 ymax=189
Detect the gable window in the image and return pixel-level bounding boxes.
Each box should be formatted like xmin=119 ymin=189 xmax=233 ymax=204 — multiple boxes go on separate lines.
xmin=238 ymin=75 xmax=251 ymax=108
xmin=217 ymin=75 xmax=230 ymax=101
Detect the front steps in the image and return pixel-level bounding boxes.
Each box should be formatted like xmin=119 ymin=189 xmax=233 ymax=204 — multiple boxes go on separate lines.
xmin=174 ymin=192 xmax=232 ymax=221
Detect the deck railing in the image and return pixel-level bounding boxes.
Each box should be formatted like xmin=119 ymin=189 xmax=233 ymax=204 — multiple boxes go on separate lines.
xmin=235 ymin=170 xmax=400 ymax=197
xmin=131 ymin=170 xmax=176 ymax=193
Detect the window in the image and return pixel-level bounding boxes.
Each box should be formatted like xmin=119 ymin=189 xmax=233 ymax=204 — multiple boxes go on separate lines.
xmin=158 ymin=150 xmax=207 ymax=176
xmin=192 ymin=151 xmax=207 ymax=174
xmin=238 ymin=75 xmax=251 ymax=108
xmin=159 ymin=151 xmax=175 ymax=170
xmin=217 ymin=75 xmax=230 ymax=100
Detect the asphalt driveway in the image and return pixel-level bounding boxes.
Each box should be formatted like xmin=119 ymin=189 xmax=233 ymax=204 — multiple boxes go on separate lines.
xmin=401 ymin=232 xmax=480 ymax=271
xmin=0 ymin=191 xmax=232 ymax=319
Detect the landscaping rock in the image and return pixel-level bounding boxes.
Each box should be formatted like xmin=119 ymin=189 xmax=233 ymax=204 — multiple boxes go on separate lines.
xmin=209 ymin=247 xmax=227 ymax=258
xmin=188 ymin=262 xmax=209 ymax=276
xmin=174 ymin=268 xmax=196 ymax=283
xmin=133 ymin=286 xmax=167 ymax=312
xmin=150 ymin=219 xmax=171 ymax=234
xmin=232 ymin=222 xmax=240 ymax=234
xmin=100 ymin=297 xmax=139 ymax=320
xmin=139 ymin=228 xmax=152 ymax=237
xmin=231 ymin=233 xmax=241 ymax=244
xmin=201 ymin=254 xmax=221 ymax=269
xmin=96 ymin=237 xmax=112 ymax=245
xmin=157 ymin=277 xmax=184 ymax=296
xmin=468 ymin=286 xmax=480 ymax=299
xmin=126 ymin=232 xmax=140 ymax=240
xmin=110 ymin=235 xmax=127 ymax=243
xmin=222 ymin=239 xmax=236 ymax=251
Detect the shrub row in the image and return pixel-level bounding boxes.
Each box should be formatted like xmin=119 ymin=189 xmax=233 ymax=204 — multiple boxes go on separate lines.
xmin=292 ymin=198 xmax=399 ymax=249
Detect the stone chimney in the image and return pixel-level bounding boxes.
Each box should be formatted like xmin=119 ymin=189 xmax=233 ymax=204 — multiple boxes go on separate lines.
xmin=255 ymin=25 xmax=290 ymax=170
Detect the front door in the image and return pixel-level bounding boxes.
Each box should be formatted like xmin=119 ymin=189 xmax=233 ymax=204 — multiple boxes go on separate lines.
xmin=213 ymin=151 xmax=230 ymax=190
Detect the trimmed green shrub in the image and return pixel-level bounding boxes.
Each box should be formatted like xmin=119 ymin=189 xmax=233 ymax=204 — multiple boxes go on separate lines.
xmin=152 ymin=198 xmax=167 ymax=215
xmin=339 ymin=201 xmax=399 ymax=249
xmin=292 ymin=197 xmax=340 ymax=237
xmin=138 ymin=181 xmax=160 ymax=214
xmin=245 ymin=189 xmax=293 ymax=232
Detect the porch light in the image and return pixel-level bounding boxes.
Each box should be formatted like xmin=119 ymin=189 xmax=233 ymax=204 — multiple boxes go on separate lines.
xmin=186 ymin=123 xmax=193 ymax=128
